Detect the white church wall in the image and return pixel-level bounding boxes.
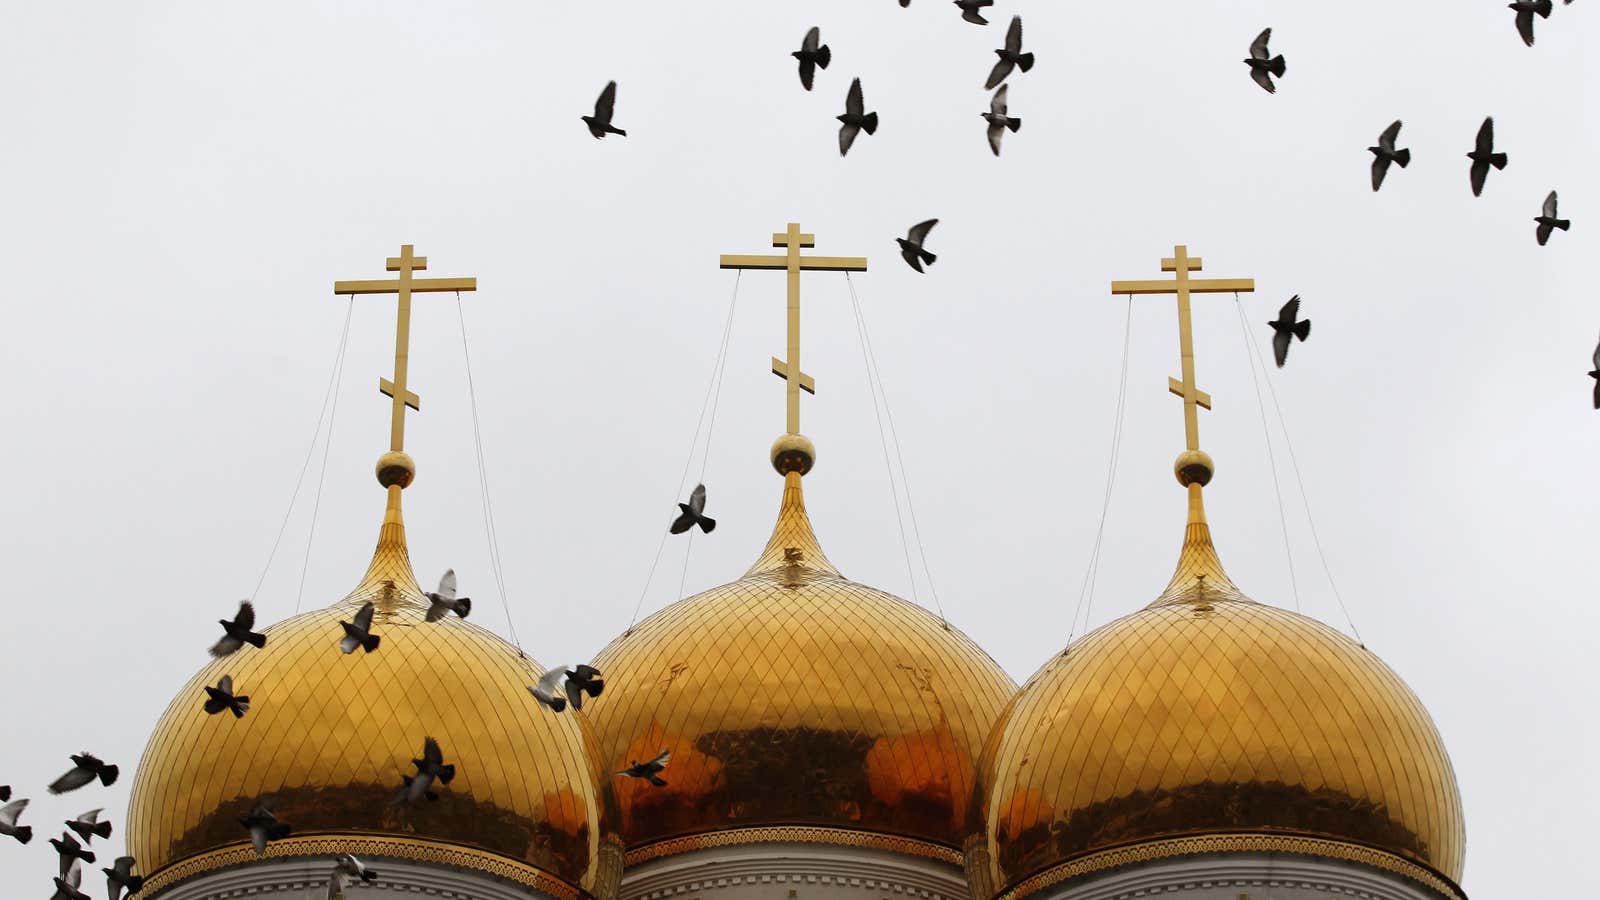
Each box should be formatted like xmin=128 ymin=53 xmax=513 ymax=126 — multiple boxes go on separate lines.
xmin=147 ymin=855 xmax=565 ymax=900
xmin=1019 ymin=853 xmax=1458 ymax=900
xmin=621 ymin=842 xmax=972 ymax=900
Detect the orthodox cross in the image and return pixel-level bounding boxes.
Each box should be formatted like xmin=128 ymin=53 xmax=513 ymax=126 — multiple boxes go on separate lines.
xmin=1110 ymin=245 xmax=1254 ymax=452
xmin=333 ymin=244 xmax=477 ymax=452
xmin=720 ymin=223 xmax=867 ymax=435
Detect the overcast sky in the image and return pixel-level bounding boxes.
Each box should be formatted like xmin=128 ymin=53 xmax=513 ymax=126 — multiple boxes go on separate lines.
xmin=0 ymin=2 xmax=1592 ymax=895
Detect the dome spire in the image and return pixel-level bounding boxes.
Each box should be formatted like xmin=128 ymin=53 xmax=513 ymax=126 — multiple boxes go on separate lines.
xmin=1109 ymin=244 xmax=1255 ymax=605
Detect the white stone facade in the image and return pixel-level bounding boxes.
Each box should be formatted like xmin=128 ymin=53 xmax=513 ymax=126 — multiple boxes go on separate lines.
xmin=620 ymin=843 xmax=972 ymax=900
xmin=1014 ymin=852 xmax=1456 ymax=900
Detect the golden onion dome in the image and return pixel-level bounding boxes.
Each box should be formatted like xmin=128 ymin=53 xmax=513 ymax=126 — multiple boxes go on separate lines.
xmin=970 ymin=485 xmax=1466 ymax=899
xmin=125 ymin=487 xmax=623 ymax=899
xmin=586 ymin=469 xmax=1016 ymax=865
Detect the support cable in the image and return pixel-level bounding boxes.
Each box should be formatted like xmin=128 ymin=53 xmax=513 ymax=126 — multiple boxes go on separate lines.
xmin=1233 ymin=294 xmax=1302 ymax=613
xmin=1067 ymin=296 xmax=1134 ymax=643
xmin=295 ymin=298 xmax=356 ymax=613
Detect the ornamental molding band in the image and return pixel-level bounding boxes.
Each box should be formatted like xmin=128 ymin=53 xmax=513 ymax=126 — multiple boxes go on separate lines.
xmin=624 ymin=825 xmax=964 ymax=867
xmin=141 ymin=833 xmax=581 ymax=900
xmin=995 ymin=833 xmax=1466 ymax=900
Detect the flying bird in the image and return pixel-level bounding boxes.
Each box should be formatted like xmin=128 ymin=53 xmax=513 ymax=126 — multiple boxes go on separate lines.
xmin=424 ymin=569 xmax=472 ymax=622
xmin=618 ymin=749 xmax=671 ymax=787
xmin=1535 ymin=191 xmax=1571 ymax=245
xmin=339 ymin=601 xmax=380 ymax=654
xmin=327 ymin=854 xmax=378 ymax=900
xmin=836 ymin=78 xmax=879 ymax=157
xmin=51 ymin=832 xmax=96 ymax=877
xmin=209 ymin=601 xmax=266 ymax=658
xmin=49 ymin=754 xmax=119 ymax=795
xmin=670 ymin=483 xmax=716 ymax=535
xmin=64 ymin=809 xmax=111 ymax=843
xmin=0 ymin=798 xmax=30 ymax=844
xmin=1468 ymin=117 xmax=1508 ymax=197
xmin=792 ymin=26 xmax=831 ymax=91
xmin=1368 ymin=120 xmax=1411 ymax=192
xmin=985 ymin=16 xmax=1035 ymax=89
xmin=394 ymin=737 xmax=456 ymax=805
xmin=1268 ymin=296 xmax=1312 ymax=368
xmin=0 ymin=785 xmax=8 ymax=801
xmin=582 ymin=81 xmax=627 ymax=139
xmin=529 ymin=665 xmax=572 ymax=712
xmin=954 ymin=0 xmax=994 ymax=25
xmin=1244 ymin=28 xmax=1286 ymax=94
xmin=202 ymin=675 xmax=251 ymax=719
xmin=897 ymin=220 xmax=939 ymax=273
xmin=239 ymin=798 xmax=291 ymax=855
xmin=563 ymin=664 xmax=605 ymax=711
xmin=1509 ymin=0 xmax=1553 ymax=47
xmin=1588 ymin=334 xmax=1600 ymax=410
xmin=982 ymin=84 xmax=1022 ymax=157
xmin=102 ymin=857 xmax=143 ymax=900
xmin=51 ymin=858 xmax=91 ymax=900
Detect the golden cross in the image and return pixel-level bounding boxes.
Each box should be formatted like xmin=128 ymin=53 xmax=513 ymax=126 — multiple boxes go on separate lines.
xmin=333 ymin=244 xmax=477 ymax=453
xmin=1110 ymin=245 xmax=1254 ymax=453
xmin=720 ymin=223 xmax=867 ymax=435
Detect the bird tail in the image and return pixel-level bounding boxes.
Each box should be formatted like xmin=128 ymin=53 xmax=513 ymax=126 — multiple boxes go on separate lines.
xmin=1017 ymin=52 xmax=1035 ymax=72
xmin=456 ymin=597 xmax=471 ymax=618
xmin=232 ymin=697 xmax=251 ymax=718
xmin=1490 ymin=153 xmax=1507 ymax=170
xmin=1535 ymin=0 xmax=1553 ymax=16
xmin=363 ymin=634 xmax=381 ymax=653
xmin=436 ymin=764 xmax=456 ymax=785
xmin=698 ymin=515 xmax=716 ymax=534
xmin=245 ymin=632 xmax=267 ymax=649
xmin=1006 ymin=117 xmax=1022 ymax=133
xmin=1394 ymin=148 xmax=1411 ymax=168
xmin=1555 ymin=218 xmax=1571 ymax=231
xmin=125 ymin=876 xmax=144 ymax=892
xmin=609 ymin=125 xmax=628 ymax=137
xmin=13 ymin=826 xmax=30 ymax=845
xmin=816 ymin=45 xmax=831 ymax=69
xmin=360 ymin=870 xmax=378 ymax=883
xmin=91 ymin=821 xmax=112 ymax=840
xmin=648 ymin=776 xmax=668 ymax=787
xmin=862 ymin=112 xmax=879 ymax=135
xmin=919 ymin=249 xmax=937 ymax=265
xmin=1268 ymin=55 xmax=1286 ymax=77
xmin=585 ymin=678 xmax=605 ymax=698
xmin=1293 ymin=320 xmax=1311 ymax=341
xmin=99 ymin=766 xmax=119 ymax=787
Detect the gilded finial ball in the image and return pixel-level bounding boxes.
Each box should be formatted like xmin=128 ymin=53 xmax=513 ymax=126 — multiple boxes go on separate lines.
xmin=1174 ymin=449 xmax=1214 ymax=487
xmin=770 ymin=433 xmax=816 ymax=476
xmin=376 ymin=451 xmax=416 ymax=488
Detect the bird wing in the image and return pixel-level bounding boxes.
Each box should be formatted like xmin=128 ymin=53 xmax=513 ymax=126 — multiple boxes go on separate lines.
xmin=1592 ymin=336 xmax=1600 ymax=371
xmin=538 ymin=666 xmax=568 ymax=693
xmin=1476 ymin=117 xmax=1495 ymax=155
xmin=1543 ymin=190 xmax=1558 ymax=217
xmin=209 ymin=635 xmax=242 ymax=658
xmin=1250 ymin=66 xmax=1275 ymax=93
xmin=1370 ymin=155 xmax=1389 ymax=192
xmin=217 ymin=675 xmax=233 ymax=695
xmin=802 ymin=26 xmax=819 ymax=53
xmin=1005 ymin=15 xmax=1023 ymax=53
xmin=1515 ymin=8 xmax=1535 ymax=46
xmin=595 ymin=81 xmax=617 ymax=120
xmin=1272 ymin=328 xmax=1291 ymax=368
xmin=1379 ymin=119 xmax=1402 ymax=149
xmin=845 ymin=78 xmax=863 ymax=117
xmin=339 ymin=632 xmax=360 ymax=654
xmin=990 ymin=84 xmax=1008 ymax=116
xmin=1470 ymin=159 xmax=1488 ymax=197
xmin=353 ymin=601 xmax=375 ymax=631
xmin=1279 ymin=295 xmax=1300 ymax=323
xmin=49 ymin=769 xmax=93 ymax=794
xmin=1249 ymin=28 xmax=1272 ymax=60
xmin=326 ymin=871 xmax=346 ymax=900
xmin=0 ymin=798 xmax=25 ymax=826
xmin=987 ymin=121 xmax=1004 ymax=156
xmin=649 ymin=749 xmax=671 ymax=767
xmin=838 ymin=121 xmax=859 ymax=156
xmin=79 ymin=809 xmax=103 ymax=826
xmin=907 ymin=219 xmax=938 ymax=245
xmin=250 ymin=825 xmax=268 ymax=855
xmin=422 ymin=736 xmax=443 ymax=766
xmin=436 ymin=569 xmax=457 ymax=601
xmin=984 ymin=58 xmax=1012 ymax=90
xmin=799 ymin=58 xmax=816 ymax=91
xmin=64 ymin=859 xmax=82 ymax=889
xmin=1536 ymin=221 xmax=1552 ymax=245
xmin=565 ymin=674 xmax=584 ymax=710
xmin=235 ymin=602 xmax=256 ymax=631
xmin=689 ymin=483 xmax=706 ymax=515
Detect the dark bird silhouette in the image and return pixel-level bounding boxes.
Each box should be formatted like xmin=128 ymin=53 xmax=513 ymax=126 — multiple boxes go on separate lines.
xmin=51 ymin=832 xmax=96 ymax=877
xmin=670 ymin=483 xmax=716 ymax=534
xmin=1244 ymin=28 xmax=1286 ymax=93
xmin=49 ymin=754 xmax=118 ymax=795
xmin=64 ymin=809 xmax=111 ymax=844
xmin=327 ymin=854 xmax=378 ymax=899
xmin=102 ymin=857 xmax=143 ymax=900
xmin=1535 ymin=190 xmax=1571 ymax=245
xmin=1468 ymin=117 xmax=1508 ymax=197
xmin=564 ymin=664 xmax=605 ymax=711
xmin=618 ymin=749 xmax=671 ymax=787
xmin=793 ymin=26 xmax=831 ymax=91
xmin=897 ymin=220 xmax=939 ymax=273
xmin=985 ymin=16 xmax=1035 ymax=89
xmin=239 ymin=798 xmax=291 ymax=855
xmin=339 ymin=601 xmax=380 ymax=654
xmin=836 ymin=78 xmax=879 ymax=156
xmin=1588 ymin=335 xmax=1600 ymax=410
xmin=0 ymin=797 xmax=30 ymax=844
xmin=982 ymin=84 xmax=1022 ymax=156
xmin=209 ymin=601 xmax=266 ymax=658
xmin=1368 ymin=120 xmax=1411 ymax=192
xmin=529 ymin=666 xmax=571 ymax=712
xmin=394 ymin=737 xmax=455 ymax=805
xmin=424 ymin=569 xmax=471 ymax=622
xmin=954 ymin=0 xmax=994 ymax=25
xmin=51 ymin=858 xmax=91 ymax=900
xmin=1268 ymin=296 xmax=1312 ymax=368
xmin=0 ymin=785 xmax=8 ymax=801
xmin=202 ymin=675 xmax=251 ymax=718
xmin=582 ymin=81 xmax=627 ymax=139
xmin=1510 ymin=0 xmax=1553 ymax=46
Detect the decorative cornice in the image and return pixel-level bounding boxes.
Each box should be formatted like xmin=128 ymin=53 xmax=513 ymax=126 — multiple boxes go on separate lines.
xmin=143 ymin=834 xmax=581 ymax=900
xmin=625 ymin=826 xmax=963 ymax=867
xmin=998 ymin=833 xmax=1466 ymax=900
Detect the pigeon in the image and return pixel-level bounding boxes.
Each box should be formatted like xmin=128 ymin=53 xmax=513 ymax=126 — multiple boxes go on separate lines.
xmin=1535 ymin=190 xmax=1571 ymax=245
xmin=0 ymin=797 xmax=30 ymax=844
xmin=51 ymin=832 xmax=96 ymax=877
xmin=792 ymin=26 xmax=831 ymax=92
xmin=836 ymin=78 xmax=879 ymax=157
xmin=65 ymin=809 xmax=111 ymax=844
xmin=1510 ymin=0 xmax=1553 ymax=47
xmin=954 ymin=0 xmax=994 ymax=25
xmin=1268 ymin=296 xmax=1312 ymax=368
xmin=394 ymin=737 xmax=455 ymax=805
xmin=1468 ymin=117 xmax=1508 ymax=197
xmin=0 ymin=785 xmax=8 ymax=801
xmin=618 ymin=749 xmax=671 ymax=787
xmin=528 ymin=665 xmax=571 ymax=712
xmin=1244 ymin=28 xmax=1286 ymax=94
xmin=424 ymin=569 xmax=471 ymax=622
xmin=670 ymin=483 xmax=716 ymax=535
xmin=327 ymin=853 xmax=378 ymax=899
xmin=985 ymin=16 xmax=1035 ymax=89
xmin=202 ymin=675 xmax=250 ymax=718
xmin=338 ymin=601 xmax=381 ymax=654
xmin=49 ymin=754 xmax=119 ymax=795
xmin=564 ymin=664 xmax=605 ymax=711
xmin=209 ymin=601 xmax=267 ymax=658
xmin=102 ymin=857 xmax=143 ymax=900
xmin=897 ymin=220 xmax=939 ymax=273
xmin=1589 ymin=334 xmax=1600 ymax=410
xmin=51 ymin=858 xmax=91 ymax=900
xmin=582 ymin=81 xmax=627 ymax=139
xmin=982 ymin=84 xmax=1022 ymax=157
xmin=239 ymin=798 xmax=291 ymax=855
xmin=1368 ymin=120 xmax=1411 ymax=192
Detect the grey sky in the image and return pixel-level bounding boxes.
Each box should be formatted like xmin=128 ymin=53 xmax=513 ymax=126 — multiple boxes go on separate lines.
xmin=0 ymin=2 xmax=1592 ymax=894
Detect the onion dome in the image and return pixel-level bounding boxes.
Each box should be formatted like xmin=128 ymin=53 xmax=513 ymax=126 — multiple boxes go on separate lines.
xmin=969 ymin=485 xmax=1466 ymax=898
xmin=586 ymin=444 xmax=1016 ymax=867
xmin=125 ymin=483 xmax=623 ymax=899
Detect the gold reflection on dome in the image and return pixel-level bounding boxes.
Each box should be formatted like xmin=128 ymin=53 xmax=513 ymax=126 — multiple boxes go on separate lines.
xmin=586 ymin=471 xmax=1016 ymax=856
xmin=125 ymin=486 xmax=620 ymax=896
